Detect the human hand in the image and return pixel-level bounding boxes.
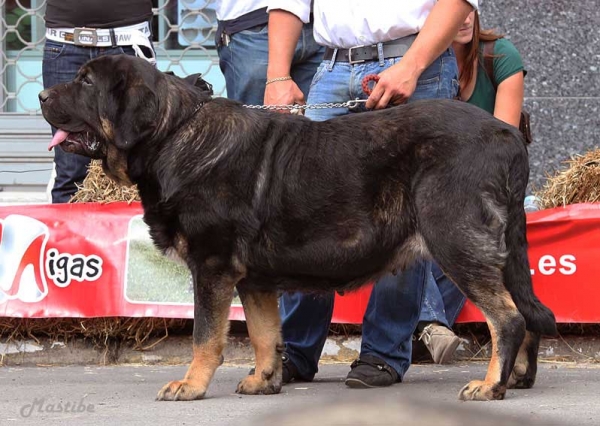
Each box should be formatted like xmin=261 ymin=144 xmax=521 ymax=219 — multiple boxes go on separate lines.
xmin=365 ymin=60 xmax=420 ymax=109
xmin=264 ymin=80 xmax=305 ymax=114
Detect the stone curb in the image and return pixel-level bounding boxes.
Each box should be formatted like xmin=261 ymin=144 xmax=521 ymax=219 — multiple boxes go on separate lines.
xmin=1 ymin=334 xmax=599 ymax=367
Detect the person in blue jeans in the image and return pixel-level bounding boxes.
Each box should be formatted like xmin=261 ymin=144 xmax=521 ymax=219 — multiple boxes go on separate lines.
xmin=215 ymin=1 xmax=323 ymax=106
xmin=215 ymin=1 xmax=324 ymax=384
xmin=414 ymin=7 xmax=529 ymax=366
xmin=264 ymin=0 xmax=477 ymax=388
xmin=43 ymin=0 xmax=155 ymax=203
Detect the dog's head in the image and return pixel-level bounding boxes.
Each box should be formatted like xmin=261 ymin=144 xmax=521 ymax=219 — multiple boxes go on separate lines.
xmin=39 ymin=54 xmax=211 ymax=185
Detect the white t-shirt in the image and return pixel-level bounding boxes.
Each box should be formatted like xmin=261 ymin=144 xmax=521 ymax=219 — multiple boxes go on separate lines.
xmin=214 ymin=0 xmax=269 ymax=21
xmin=268 ymin=0 xmax=479 ymax=48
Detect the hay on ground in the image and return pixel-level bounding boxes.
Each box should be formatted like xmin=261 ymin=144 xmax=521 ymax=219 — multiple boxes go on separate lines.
xmin=0 ymin=317 xmax=190 ymax=352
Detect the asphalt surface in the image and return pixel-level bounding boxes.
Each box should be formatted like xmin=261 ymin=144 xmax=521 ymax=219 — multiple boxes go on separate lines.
xmin=1 ymin=362 xmax=598 ymax=425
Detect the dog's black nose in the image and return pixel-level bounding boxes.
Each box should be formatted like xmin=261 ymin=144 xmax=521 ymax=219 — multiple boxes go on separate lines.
xmin=38 ymin=90 xmax=50 ymax=104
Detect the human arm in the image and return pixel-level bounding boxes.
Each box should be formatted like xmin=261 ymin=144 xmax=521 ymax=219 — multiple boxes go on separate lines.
xmin=493 ymin=72 xmax=524 ymax=127
xmin=366 ymin=0 xmax=476 ymax=109
xmin=264 ymin=9 xmax=304 ymax=109
xmin=490 ymin=39 xmax=525 ymax=127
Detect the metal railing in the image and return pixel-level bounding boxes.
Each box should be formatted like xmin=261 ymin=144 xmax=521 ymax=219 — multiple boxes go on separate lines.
xmin=0 ymin=0 xmax=222 ymax=115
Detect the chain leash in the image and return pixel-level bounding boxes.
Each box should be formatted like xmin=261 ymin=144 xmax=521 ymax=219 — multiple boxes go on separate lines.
xmin=242 ymin=99 xmax=367 ymax=111
xmin=242 ymin=74 xmax=379 ymax=112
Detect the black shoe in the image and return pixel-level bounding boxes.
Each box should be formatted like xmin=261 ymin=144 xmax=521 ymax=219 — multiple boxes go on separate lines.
xmin=248 ymin=353 xmax=309 ymax=384
xmin=345 ymin=355 xmax=400 ymax=388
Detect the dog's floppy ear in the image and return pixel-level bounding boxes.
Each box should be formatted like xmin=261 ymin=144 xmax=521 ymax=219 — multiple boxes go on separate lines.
xmin=112 ymin=81 xmax=158 ymax=151
xmin=184 ymin=73 xmax=213 ymax=96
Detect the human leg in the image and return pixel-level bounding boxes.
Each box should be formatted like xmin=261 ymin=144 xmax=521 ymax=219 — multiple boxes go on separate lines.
xmin=346 ymin=48 xmax=460 ymax=385
xmin=345 ymin=262 xmax=427 ymax=388
xmin=43 ymin=41 xmax=92 ymax=203
xmin=279 ymin=60 xmax=356 ymax=379
xmin=434 ymin=262 xmax=467 ymax=326
xmin=218 ymin=23 xmax=324 ymax=106
xmin=279 ymin=292 xmax=334 ymax=380
xmin=419 ymin=266 xmax=453 ymax=328
xmin=219 ymin=24 xmax=326 ymax=382
xmin=217 ymin=24 xmax=269 ymax=105
xmin=291 ymin=23 xmax=325 ymax=97
xmin=415 ymin=263 xmax=466 ymax=364
xmin=44 ymin=42 xmax=141 ymax=203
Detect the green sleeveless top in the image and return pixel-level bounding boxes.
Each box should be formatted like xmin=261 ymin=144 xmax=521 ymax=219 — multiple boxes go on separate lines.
xmin=466 ymin=38 xmax=524 ymax=114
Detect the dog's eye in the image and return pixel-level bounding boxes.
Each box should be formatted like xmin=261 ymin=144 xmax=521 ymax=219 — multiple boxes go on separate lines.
xmin=81 ymin=75 xmax=93 ymax=86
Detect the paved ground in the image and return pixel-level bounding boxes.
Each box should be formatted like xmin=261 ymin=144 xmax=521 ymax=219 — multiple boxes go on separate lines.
xmin=1 ymin=361 xmax=599 ymax=425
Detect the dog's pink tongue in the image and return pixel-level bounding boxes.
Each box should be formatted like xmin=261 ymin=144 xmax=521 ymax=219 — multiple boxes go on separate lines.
xmin=48 ymin=129 xmax=69 ymax=151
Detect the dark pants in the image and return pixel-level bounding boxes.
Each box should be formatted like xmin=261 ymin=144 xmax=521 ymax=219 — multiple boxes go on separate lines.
xmin=42 ymin=39 xmax=137 ymax=203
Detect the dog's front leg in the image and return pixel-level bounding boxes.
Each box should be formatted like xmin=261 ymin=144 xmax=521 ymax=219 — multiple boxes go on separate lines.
xmin=235 ymin=287 xmax=283 ymax=395
xmin=156 ymin=260 xmax=240 ymax=401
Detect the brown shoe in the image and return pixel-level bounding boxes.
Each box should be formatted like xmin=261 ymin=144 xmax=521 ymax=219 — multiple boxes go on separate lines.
xmin=419 ymin=323 xmax=461 ymax=365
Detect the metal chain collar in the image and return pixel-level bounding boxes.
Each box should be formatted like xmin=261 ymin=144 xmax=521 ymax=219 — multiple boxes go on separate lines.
xmin=242 ymin=99 xmax=367 ymax=111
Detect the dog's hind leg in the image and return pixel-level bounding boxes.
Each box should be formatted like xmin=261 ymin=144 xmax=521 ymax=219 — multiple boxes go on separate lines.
xmin=455 ymin=277 xmax=525 ymax=401
xmin=235 ymin=286 xmax=284 ymax=395
xmin=156 ymin=259 xmax=242 ymax=401
xmin=501 ymin=195 xmax=555 ymax=389
xmin=421 ymin=221 xmax=525 ymax=400
xmin=507 ymin=330 xmax=541 ymax=389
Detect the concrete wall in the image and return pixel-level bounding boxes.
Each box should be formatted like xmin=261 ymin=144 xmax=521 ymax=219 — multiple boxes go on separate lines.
xmin=479 ymin=0 xmax=600 ymax=190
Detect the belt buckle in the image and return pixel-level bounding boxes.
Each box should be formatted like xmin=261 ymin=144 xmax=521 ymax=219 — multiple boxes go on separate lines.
xmin=348 ymin=44 xmax=366 ymax=64
xmin=73 ymin=27 xmax=98 ymax=46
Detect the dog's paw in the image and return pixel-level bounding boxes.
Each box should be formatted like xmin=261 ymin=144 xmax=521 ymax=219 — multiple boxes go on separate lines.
xmin=236 ymin=375 xmax=281 ymax=395
xmin=156 ymin=380 xmax=206 ymax=401
xmin=507 ymin=366 xmax=536 ymax=389
xmin=458 ymin=380 xmax=506 ymax=401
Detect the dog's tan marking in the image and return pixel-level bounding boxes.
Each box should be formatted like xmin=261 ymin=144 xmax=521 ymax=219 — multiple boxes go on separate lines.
xmin=104 ymin=145 xmax=133 ymax=186
xmin=157 ymin=261 xmax=242 ymax=401
xmin=236 ymin=291 xmax=283 ymax=395
xmin=341 ymin=229 xmax=364 ymax=248
xmin=385 ymin=233 xmax=431 ymax=273
xmin=458 ymin=320 xmax=505 ymax=401
xmin=156 ymin=342 xmax=224 ymax=401
xmin=100 ymin=117 xmax=114 ymax=140
xmin=373 ymin=182 xmax=406 ymax=224
xmin=164 ymin=233 xmax=188 ymax=265
xmin=459 ymin=293 xmax=519 ymax=401
xmin=153 ymin=96 xmax=172 ymax=136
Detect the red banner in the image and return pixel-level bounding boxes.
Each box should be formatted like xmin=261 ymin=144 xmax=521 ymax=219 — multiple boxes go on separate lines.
xmin=1 ymin=202 xmax=599 ymax=323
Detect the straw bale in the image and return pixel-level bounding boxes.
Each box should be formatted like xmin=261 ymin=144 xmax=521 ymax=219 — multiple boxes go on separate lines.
xmin=70 ymin=160 xmax=140 ymax=203
xmin=535 ymin=149 xmax=600 ymax=209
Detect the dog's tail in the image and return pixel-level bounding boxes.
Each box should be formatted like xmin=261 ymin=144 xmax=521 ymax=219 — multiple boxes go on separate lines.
xmin=502 ymin=144 xmax=557 ymax=336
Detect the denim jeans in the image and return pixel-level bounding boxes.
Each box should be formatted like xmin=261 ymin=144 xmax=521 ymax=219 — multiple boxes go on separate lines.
xmin=419 ymin=263 xmax=466 ymax=328
xmin=43 ymin=40 xmax=138 ymax=203
xmin=280 ymin=48 xmax=460 ymax=380
xmin=217 ymin=22 xmax=324 ymax=105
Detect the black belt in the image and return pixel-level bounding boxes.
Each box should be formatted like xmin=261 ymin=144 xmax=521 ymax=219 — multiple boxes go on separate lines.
xmin=324 ymin=35 xmax=417 ymax=64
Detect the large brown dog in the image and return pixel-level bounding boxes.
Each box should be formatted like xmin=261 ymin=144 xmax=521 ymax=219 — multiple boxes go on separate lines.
xmin=39 ymin=55 xmax=556 ymax=402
